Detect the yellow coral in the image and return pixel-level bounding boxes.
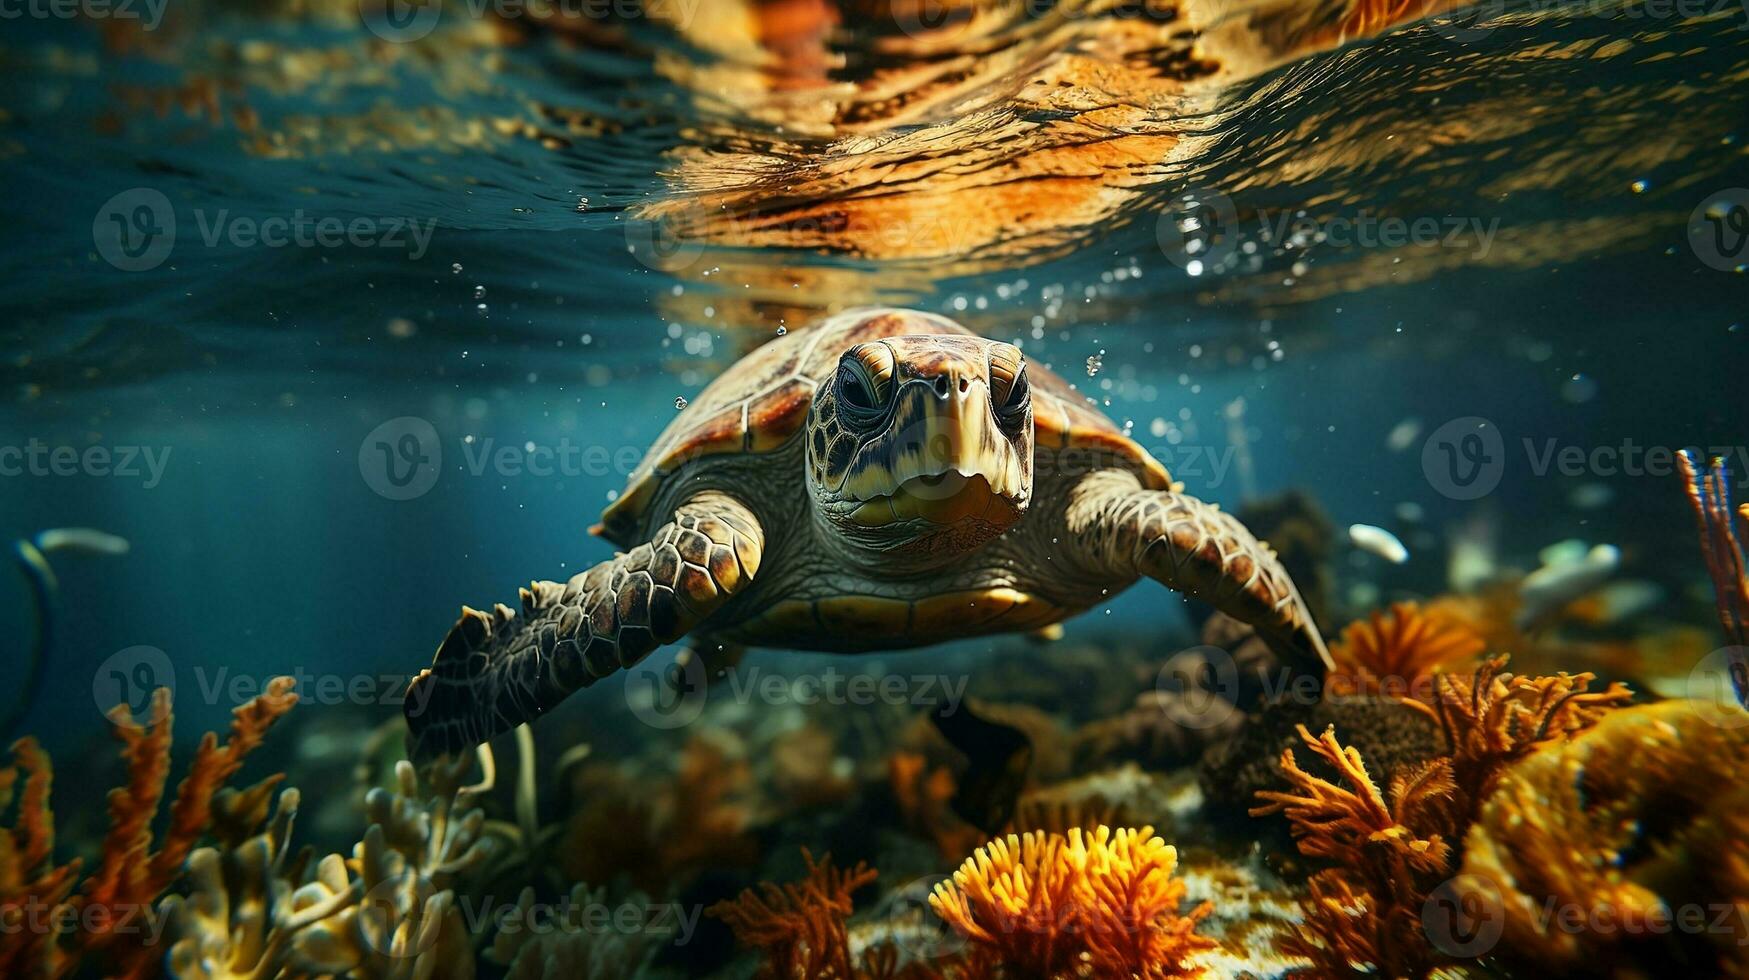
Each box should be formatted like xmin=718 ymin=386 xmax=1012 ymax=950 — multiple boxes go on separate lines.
xmin=165 ymin=755 xmax=492 ymax=980
xmin=1461 ymin=700 xmax=1749 ymax=976
xmin=929 ymin=825 xmax=1214 ymax=979
xmin=1325 ymin=602 xmax=1484 ymax=704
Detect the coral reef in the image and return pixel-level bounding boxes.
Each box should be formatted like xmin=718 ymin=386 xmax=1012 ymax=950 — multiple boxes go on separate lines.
xmin=488 ymin=881 xmax=668 ymax=980
xmin=1402 ymin=655 xmax=1633 ymax=805
xmin=709 ymin=849 xmax=881 ymax=980
xmin=1198 ymin=696 xmax=1442 ymax=820
xmin=1251 ymin=656 xmax=1632 ymax=978
xmin=1250 ymin=725 xmax=1457 ymax=978
xmin=1460 ymin=700 xmax=1749 ymax=977
xmin=0 ymin=679 xmax=297 ymax=980
xmin=164 ymin=753 xmax=496 ymax=979
xmin=1678 ymin=449 xmax=1749 ymax=703
xmin=559 ymin=732 xmax=757 ymax=896
xmin=1324 ymin=601 xmax=1484 ymax=704
xmin=929 ymin=825 xmax=1215 ymax=979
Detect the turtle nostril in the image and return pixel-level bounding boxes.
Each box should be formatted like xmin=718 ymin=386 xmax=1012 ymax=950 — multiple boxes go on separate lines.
xmin=958 ymin=377 xmax=970 ymax=393
xmin=933 ymin=375 xmax=950 ymax=397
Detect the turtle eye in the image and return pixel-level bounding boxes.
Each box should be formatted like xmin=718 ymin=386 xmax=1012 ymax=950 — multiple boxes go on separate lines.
xmin=990 ymin=347 xmax=1030 ymax=432
xmin=988 ymin=345 xmax=1024 ymax=405
xmin=836 ymin=345 xmax=894 ymax=428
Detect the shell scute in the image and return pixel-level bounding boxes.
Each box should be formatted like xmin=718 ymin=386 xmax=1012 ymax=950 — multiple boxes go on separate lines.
xmin=599 ymin=308 xmax=1170 ymax=540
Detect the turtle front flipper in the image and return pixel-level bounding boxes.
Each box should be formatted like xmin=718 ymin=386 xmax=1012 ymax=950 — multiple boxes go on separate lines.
xmin=404 ymin=492 xmax=763 ymax=760
xmin=1064 ymin=469 xmax=1332 ymax=673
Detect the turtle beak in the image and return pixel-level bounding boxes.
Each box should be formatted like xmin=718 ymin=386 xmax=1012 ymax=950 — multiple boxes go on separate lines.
xmin=845 ymin=373 xmax=1027 ymax=527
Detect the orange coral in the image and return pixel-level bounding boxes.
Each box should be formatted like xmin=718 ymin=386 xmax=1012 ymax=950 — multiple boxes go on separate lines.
xmin=1250 ymin=726 xmax=1457 ymax=978
xmin=1325 ymin=602 xmax=1484 ymax=704
xmin=0 ymin=739 xmax=82 ymax=979
xmin=929 ymin=825 xmax=1214 ymax=980
xmin=1254 ymin=657 xmax=1632 ymax=978
xmin=709 ymin=849 xmax=878 ymax=980
xmin=0 ymin=679 xmax=296 ymax=979
xmin=1403 ymin=654 xmax=1632 ymax=804
xmin=1678 ymin=449 xmax=1749 ymax=702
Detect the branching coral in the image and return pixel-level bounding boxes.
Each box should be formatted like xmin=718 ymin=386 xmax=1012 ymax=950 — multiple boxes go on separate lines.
xmin=1403 ymin=654 xmax=1633 ymax=805
xmin=1249 ymin=726 xmax=1456 ymax=978
xmin=0 ymin=678 xmax=297 ymax=980
xmin=165 ymin=754 xmax=494 ymax=980
xmin=1678 ymin=449 xmax=1749 ymax=703
xmin=710 ymin=849 xmax=878 ymax=980
xmin=1461 ymin=700 xmax=1749 ymax=976
xmin=929 ymin=825 xmax=1215 ymax=979
xmin=1253 ymin=656 xmax=1633 ymax=978
xmin=1325 ymin=602 xmax=1484 ymax=704
xmin=0 ymin=739 xmax=81 ymax=978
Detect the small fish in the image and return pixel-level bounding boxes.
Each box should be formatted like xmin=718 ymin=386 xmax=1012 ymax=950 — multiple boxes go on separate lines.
xmin=1517 ymin=542 xmax=1619 ymax=629
xmin=1349 ymin=523 xmax=1409 ymax=564
xmin=931 ymin=699 xmax=1032 ymax=833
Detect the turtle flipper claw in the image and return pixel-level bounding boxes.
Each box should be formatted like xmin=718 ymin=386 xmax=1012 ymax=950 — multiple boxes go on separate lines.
xmin=1065 ymin=469 xmax=1332 ymax=674
xmin=404 ymin=493 xmax=763 ymax=761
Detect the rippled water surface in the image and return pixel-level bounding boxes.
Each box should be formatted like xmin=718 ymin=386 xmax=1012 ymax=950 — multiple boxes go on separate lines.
xmin=0 ymin=2 xmax=1747 ymax=974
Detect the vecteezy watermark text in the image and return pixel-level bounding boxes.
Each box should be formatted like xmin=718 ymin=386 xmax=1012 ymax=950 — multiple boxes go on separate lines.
xmin=0 ymin=0 xmax=167 ymax=29
xmin=94 ymin=189 xmax=437 ymax=272
xmin=0 ymin=440 xmax=171 ymax=488
xmin=1156 ymin=190 xmax=1502 ymax=276
xmin=1421 ymin=418 xmax=1749 ymax=500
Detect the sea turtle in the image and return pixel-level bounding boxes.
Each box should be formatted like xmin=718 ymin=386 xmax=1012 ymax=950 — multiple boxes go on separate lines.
xmin=404 ymin=307 xmax=1331 ymax=760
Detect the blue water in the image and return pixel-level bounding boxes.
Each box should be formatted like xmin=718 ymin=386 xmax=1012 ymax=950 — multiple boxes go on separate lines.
xmin=2 ymin=0 xmax=1747 ymax=751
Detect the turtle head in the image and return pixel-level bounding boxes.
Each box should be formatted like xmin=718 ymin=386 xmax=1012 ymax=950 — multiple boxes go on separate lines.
xmin=806 ymin=335 xmax=1033 ymax=563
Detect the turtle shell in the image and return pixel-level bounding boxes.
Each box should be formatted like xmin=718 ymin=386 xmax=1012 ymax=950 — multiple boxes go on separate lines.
xmin=597 ymin=308 xmax=1172 ymax=545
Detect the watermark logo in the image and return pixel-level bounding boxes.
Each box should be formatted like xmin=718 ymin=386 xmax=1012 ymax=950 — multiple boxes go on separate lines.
xmin=359 ymin=0 xmax=442 ymax=42
xmin=624 ymin=647 xmax=709 ymax=729
xmin=623 ymin=215 xmax=704 ymax=273
xmin=1152 ymin=645 xmax=1240 ymax=730
xmin=1422 ymin=874 xmax=1505 ymax=958
xmin=1155 ymin=188 xmax=1238 ymax=276
xmin=93 ymin=189 xmax=175 ymax=273
xmin=360 ymin=417 xmax=443 ymax=500
xmin=93 ymin=645 xmax=176 ymax=729
xmin=1686 ymin=646 xmax=1749 ymax=729
xmin=1689 ymin=188 xmax=1749 ymax=271
xmin=95 ymin=192 xmax=437 ymax=272
xmin=1422 ymin=416 xmax=1505 ymax=500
